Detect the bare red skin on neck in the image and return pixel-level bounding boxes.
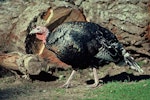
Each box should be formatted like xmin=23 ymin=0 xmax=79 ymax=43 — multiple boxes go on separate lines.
xmin=36 ymin=33 xmax=46 ymax=43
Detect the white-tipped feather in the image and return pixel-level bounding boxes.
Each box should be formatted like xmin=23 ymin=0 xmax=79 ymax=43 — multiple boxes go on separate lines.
xmin=123 ymin=52 xmax=143 ymax=73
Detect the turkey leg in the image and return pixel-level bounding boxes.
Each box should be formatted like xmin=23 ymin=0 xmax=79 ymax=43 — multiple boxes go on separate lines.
xmin=61 ymin=70 xmax=76 ymax=88
xmin=88 ymin=67 xmax=99 ymax=87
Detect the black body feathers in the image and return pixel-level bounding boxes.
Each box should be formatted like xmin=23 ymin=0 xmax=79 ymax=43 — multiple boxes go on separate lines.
xmin=46 ymin=22 xmax=125 ymax=69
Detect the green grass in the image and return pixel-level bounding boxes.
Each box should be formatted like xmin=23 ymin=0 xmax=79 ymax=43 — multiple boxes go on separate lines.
xmin=137 ymin=61 xmax=146 ymax=67
xmin=82 ymin=80 xmax=150 ymax=100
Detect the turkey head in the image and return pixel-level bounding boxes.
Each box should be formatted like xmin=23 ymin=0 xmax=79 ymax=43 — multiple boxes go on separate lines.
xmin=29 ymin=26 xmax=49 ymax=44
xmin=25 ymin=26 xmax=69 ymax=69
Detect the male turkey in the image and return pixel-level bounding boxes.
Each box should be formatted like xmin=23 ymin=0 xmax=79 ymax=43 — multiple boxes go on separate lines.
xmin=29 ymin=21 xmax=143 ymax=88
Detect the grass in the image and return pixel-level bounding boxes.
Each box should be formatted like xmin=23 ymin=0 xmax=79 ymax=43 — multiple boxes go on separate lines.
xmin=137 ymin=60 xmax=147 ymax=67
xmin=81 ymin=79 xmax=150 ymax=100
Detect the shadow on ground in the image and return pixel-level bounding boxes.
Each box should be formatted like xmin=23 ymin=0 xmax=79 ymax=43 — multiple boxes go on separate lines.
xmin=28 ymin=70 xmax=150 ymax=85
xmin=86 ymin=72 xmax=150 ymax=84
xmin=30 ymin=71 xmax=59 ymax=82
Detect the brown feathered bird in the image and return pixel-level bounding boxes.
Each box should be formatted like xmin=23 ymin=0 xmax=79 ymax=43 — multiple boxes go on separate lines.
xmin=28 ymin=21 xmax=143 ymax=88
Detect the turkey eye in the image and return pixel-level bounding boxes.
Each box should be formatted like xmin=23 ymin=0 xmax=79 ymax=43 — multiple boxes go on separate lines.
xmin=37 ymin=28 xmax=40 ymax=30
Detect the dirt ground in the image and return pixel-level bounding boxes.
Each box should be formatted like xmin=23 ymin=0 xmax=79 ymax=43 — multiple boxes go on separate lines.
xmin=0 ymin=63 xmax=150 ymax=100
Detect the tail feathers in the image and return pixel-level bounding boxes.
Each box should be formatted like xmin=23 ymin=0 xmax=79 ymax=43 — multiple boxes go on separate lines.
xmin=124 ymin=53 xmax=144 ymax=73
xmin=121 ymin=49 xmax=144 ymax=73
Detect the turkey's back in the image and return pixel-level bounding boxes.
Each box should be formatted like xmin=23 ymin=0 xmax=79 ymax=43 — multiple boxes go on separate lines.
xmin=46 ymin=22 xmax=123 ymax=67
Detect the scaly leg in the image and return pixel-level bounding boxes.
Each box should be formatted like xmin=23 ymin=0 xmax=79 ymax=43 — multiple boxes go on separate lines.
xmin=60 ymin=70 xmax=76 ymax=88
xmin=88 ymin=67 xmax=99 ymax=88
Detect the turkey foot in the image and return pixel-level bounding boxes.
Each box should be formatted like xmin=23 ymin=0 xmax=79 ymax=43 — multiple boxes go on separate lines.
xmin=87 ymin=82 xmax=99 ymax=88
xmin=60 ymin=70 xmax=76 ymax=88
xmin=87 ymin=67 xmax=99 ymax=88
xmin=60 ymin=82 xmax=71 ymax=88
xmin=22 ymin=74 xmax=31 ymax=80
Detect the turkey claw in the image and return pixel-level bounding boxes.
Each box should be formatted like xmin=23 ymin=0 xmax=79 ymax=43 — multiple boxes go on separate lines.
xmin=87 ymin=83 xmax=99 ymax=88
xmin=60 ymin=83 xmax=71 ymax=88
xmin=22 ymin=74 xmax=30 ymax=80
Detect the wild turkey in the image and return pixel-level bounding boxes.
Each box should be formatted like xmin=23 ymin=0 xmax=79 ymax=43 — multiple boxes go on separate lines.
xmin=29 ymin=21 xmax=143 ymax=88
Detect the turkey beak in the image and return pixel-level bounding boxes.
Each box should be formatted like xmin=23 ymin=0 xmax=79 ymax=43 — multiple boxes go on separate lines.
xmin=29 ymin=29 xmax=41 ymax=34
xmin=29 ymin=30 xmax=36 ymax=34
